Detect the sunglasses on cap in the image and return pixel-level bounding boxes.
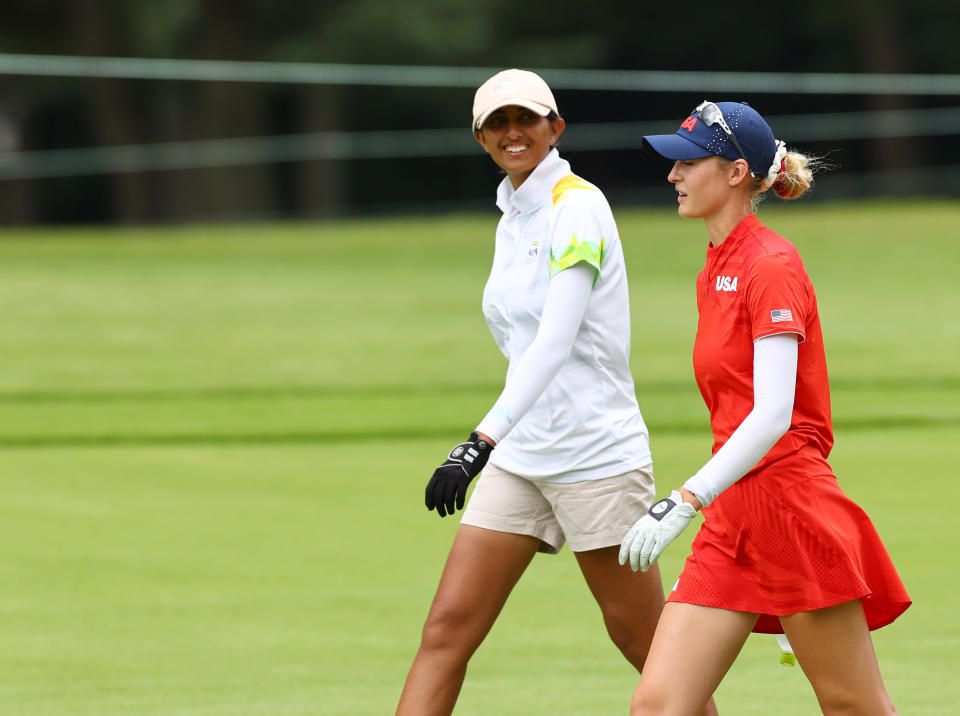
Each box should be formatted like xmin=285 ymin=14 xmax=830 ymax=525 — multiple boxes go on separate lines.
xmin=695 ymin=101 xmax=749 ymax=166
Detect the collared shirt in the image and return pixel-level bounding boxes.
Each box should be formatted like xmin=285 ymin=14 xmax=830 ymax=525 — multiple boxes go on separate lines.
xmin=693 ymin=214 xmax=833 ymax=470
xmin=478 ymin=149 xmax=651 ymax=482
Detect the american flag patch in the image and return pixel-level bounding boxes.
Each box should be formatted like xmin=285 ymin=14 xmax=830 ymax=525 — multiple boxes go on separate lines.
xmin=771 ymin=309 xmax=793 ymax=323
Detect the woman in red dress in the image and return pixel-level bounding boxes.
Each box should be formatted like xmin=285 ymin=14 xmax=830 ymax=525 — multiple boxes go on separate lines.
xmin=619 ymin=101 xmax=911 ymax=715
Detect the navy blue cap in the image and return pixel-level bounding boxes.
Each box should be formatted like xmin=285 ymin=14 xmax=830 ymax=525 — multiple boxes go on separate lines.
xmin=643 ymin=102 xmax=777 ymax=178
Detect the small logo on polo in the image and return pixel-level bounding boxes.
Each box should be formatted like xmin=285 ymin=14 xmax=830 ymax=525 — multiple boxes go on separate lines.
xmin=680 ymin=116 xmax=698 ymax=132
xmin=715 ymin=275 xmax=739 ymax=292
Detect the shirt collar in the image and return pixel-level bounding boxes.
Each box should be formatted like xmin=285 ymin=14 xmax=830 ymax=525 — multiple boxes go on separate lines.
xmin=708 ymin=214 xmax=765 ymax=253
xmin=495 ymin=149 xmax=570 ymax=215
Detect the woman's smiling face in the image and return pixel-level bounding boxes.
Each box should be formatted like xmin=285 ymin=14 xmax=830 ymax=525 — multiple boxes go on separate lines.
xmin=475 ymin=105 xmax=565 ymax=188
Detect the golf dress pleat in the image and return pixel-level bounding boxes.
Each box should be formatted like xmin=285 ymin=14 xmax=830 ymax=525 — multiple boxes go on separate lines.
xmin=670 ymin=466 xmax=911 ymax=633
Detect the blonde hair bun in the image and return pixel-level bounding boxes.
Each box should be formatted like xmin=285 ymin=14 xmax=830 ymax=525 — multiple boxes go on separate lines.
xmin=772 ymin=151 xmax=815 ymax=200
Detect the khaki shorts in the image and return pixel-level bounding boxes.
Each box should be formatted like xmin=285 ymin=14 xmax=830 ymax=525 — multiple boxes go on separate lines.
xmin=461 ymin=463 xmax=656 ymax=554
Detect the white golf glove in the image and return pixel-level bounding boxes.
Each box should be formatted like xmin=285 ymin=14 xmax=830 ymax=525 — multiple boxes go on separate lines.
xmin=619 ymin=490 xmax=697 ymax=572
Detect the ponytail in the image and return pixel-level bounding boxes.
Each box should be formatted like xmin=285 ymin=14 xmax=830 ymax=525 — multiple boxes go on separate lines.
xmin=772 ymin=151 xmax=815 ymax=200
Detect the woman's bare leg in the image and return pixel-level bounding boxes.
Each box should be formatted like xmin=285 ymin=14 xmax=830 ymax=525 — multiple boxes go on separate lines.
xmin=395 ymin=525 xmax=541 ymax=716
xmin=575 ymin=548 xmax=720 ymax=716
xmin=629 ymin=602 xmax=757 ymax=716
xmin=780 ymin=599 xmax=899 ymax=715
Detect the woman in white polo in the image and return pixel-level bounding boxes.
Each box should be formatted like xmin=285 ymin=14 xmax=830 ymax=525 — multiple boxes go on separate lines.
xmin=396 ymin=69 xmax=718 ymax=716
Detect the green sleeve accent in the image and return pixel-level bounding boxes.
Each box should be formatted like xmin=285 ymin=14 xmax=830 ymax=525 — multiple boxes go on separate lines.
xmin=550 ymin=234 xmax=604 ymax=284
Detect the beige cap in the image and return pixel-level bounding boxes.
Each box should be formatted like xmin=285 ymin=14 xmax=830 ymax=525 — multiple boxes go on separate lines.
xmin=472 ymin=69 xmax=558 ymax=130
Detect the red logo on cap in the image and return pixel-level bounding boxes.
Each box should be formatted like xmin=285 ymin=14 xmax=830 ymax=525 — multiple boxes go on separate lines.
xmin=680 ymin=116 xmax=698 ymax=132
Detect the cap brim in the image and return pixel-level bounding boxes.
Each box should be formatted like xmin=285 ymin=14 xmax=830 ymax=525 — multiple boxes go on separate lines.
xmin=642 ymin=133 xmax=712 ymax=161
xmin=474 ymin=99 xmax=553 ymax=130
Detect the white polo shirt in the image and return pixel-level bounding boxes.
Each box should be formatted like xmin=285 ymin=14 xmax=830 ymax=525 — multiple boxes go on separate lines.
xmin=477 ymin=149 xmax=651 ymax=483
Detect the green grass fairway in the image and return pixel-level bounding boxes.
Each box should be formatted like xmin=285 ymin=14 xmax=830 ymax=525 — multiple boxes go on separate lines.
xmin=0 ymin=200 xmax=957 ymax=714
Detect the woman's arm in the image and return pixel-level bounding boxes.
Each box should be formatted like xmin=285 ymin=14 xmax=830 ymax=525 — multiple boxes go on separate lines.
xmin=682 ymin=332 xmax=799 ymax=508
xmin=620 ymin=332 xmax=799 ymax=570
xmin=475 ymin=262 xmax=595 ymax=444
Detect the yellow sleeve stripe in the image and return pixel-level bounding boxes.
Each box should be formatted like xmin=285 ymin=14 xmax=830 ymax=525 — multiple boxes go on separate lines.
xmin=550 ymin=235 xmax=604 ymax=283
xmin=551 ymin=174 xmax=596 ymax=207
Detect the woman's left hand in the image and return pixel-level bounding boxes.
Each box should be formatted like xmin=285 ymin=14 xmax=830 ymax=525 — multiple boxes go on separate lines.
xmin=618 ymin=490 xmax=697 ymax=572
xmin=424 ymin=432 xmax=493 ymax=517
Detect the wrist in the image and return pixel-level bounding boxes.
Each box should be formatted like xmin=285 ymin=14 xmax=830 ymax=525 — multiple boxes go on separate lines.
xmin=474 ymin=431 xmax=496 ymax=447
xmin=678 ymin=487 xmax=703 ymax=512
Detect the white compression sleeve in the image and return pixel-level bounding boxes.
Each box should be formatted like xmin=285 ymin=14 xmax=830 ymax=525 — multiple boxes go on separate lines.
xmin=475 ymin=263 xmax=595 ymax=443
xmin=682 ymin=333 xmax=799 ymax=507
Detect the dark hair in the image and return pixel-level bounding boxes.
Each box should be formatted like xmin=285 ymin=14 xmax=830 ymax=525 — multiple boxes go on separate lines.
xmin=547 ymin=111 xmax=563 ymax=150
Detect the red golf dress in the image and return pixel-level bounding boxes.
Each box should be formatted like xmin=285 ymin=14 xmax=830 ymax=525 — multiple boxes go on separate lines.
xmin=667 ymin=215 xmax=911 ymax=633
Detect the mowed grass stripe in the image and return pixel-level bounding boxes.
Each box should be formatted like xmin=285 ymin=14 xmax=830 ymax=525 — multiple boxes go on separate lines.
xmin=0 ymin=374 xmax=958 ymax=403
xmin=3 ymin=415 xmax=958 ymax=448
xmin=2 ymin=381 xmax=958 ymax=448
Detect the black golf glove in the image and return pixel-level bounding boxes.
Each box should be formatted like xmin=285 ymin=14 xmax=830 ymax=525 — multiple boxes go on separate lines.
xmin=425 ymin=432 xmax=493 ymax=517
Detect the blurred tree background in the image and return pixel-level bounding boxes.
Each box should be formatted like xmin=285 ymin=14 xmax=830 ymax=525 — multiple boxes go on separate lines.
xmin=0 ymin=0 xmax=957 ymax=224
